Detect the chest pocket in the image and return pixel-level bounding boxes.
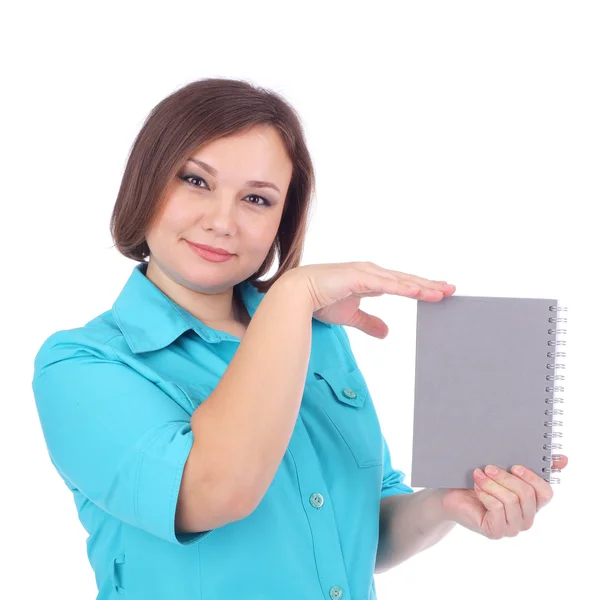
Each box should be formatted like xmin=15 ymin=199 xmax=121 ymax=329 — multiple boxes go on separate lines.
xmin=311 ymin=365 xmax=383 ymax=468
xmin=174 ymin=382 xmax=214 ymax=411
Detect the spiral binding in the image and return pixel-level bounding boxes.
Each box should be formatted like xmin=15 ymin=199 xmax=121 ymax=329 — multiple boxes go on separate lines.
xmin=542 ymin=304 xmax=567 ymax=484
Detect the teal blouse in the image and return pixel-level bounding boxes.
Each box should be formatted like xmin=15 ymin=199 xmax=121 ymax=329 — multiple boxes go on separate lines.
xmin=32 ymin=262 xmax=413 ymax=600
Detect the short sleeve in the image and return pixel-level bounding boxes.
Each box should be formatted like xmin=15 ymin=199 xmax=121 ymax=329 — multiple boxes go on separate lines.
xmin=32 ymin=333 xmax=211 ymax=546
xmin=381 ymin=435 xmax=413 ymax=498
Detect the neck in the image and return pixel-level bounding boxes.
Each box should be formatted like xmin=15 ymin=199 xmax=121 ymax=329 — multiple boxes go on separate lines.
xmin=144 ymin=258 xmax=246 ymax=326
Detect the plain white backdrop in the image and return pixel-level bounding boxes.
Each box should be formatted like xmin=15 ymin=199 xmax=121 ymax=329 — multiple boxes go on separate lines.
xmin=3 ymin=1 xmax=598 ymax=597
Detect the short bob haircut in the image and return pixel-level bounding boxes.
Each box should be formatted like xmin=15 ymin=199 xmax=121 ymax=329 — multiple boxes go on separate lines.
xmin=110 ymin=77 xmax=316 ymax=294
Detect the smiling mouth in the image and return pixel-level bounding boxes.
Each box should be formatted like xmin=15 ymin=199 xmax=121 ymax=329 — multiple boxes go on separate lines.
xmin=186 ymin=241 xmax=234 ymax=256
xmin=185 ymin=240 xmax=236 ymax=262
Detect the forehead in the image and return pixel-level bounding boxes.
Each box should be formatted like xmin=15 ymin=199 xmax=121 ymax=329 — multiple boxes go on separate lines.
xmin=188 ymin=125 xmax=292 ymax=181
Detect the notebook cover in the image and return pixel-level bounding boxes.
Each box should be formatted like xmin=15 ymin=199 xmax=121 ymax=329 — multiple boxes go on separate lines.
xmin=410 ymin=295 xmax=559 ymax=489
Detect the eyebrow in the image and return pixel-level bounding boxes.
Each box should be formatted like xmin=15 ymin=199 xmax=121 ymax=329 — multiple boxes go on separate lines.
xmin=186 ymin=157 xmax=281 ymax=194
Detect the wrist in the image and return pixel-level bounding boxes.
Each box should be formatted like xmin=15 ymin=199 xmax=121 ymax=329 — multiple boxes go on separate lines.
xmin=273 ymin=269 xmax=315 ymax=314
xmin=430 ymin=488 xmax=455 ymax=523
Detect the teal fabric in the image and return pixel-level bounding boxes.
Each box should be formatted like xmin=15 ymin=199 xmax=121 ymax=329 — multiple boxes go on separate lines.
xmin=32 ymin=262 xmax=413 ymax=600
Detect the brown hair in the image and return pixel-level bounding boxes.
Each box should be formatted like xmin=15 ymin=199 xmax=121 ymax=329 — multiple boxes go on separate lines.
xmin=110 ymin=77 xmax=316 ymax=294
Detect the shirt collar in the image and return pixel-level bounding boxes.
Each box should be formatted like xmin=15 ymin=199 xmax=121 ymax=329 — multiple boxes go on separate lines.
xmin=112 ymin=262 xmax=265 ymax=353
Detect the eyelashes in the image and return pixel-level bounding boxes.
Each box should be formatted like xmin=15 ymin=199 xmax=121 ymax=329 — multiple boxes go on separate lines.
xmin=178 ymin=173 xmax=272 ymax=207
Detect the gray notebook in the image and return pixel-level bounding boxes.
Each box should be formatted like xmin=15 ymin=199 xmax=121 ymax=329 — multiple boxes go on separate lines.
xmin=411 ymin=295 xmax=567 ymax=489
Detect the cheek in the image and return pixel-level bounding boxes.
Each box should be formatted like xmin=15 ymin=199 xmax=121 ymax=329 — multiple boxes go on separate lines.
xmin=164 ymin=196 xmax=193 ymax=228
xmin=151 ymin=201 xmax=192 ymax=241
xmin=246 ymin=219 xmax=280 ymax=249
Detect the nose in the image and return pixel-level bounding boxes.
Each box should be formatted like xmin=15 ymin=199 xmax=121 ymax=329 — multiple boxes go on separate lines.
xmin=203 ymin=195 xmax=237 ymax=236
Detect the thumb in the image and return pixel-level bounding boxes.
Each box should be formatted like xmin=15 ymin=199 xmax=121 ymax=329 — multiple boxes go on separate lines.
xmin=348 ymin=309 xmax=389 ymax=339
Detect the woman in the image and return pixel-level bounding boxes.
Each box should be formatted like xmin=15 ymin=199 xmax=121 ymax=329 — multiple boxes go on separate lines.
xmin=32 ymin=78 xmax=568 ymax=599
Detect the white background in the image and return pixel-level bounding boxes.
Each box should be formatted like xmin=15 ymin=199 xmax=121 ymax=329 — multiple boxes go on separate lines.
xmin=2 ymin=1 xmax=598 ymax=598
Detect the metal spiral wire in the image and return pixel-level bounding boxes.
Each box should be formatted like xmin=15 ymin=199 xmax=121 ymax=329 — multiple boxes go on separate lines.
xmin=543 ymin=305 xmax=567 ymax=484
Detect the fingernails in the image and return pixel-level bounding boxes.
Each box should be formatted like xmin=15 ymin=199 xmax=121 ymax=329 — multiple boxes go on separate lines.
xmin=512 ymin=465 xmax=524 ymax=476
xmin=484 ymin=465 xmax=498 ymax=476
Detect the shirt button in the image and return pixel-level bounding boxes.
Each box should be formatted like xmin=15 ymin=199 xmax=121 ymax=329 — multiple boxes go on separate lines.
xmin=309 ymin=493 xmax=324 ymax=509
xmin=342 ymin=388 xmax=356 ymax=399
xmin=329 ymin=585 xmax=343 ymax=599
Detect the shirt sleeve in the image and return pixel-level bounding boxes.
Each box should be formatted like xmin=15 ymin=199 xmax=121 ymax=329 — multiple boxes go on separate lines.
xmin=32 ymin=332 xmax=211 ymax=546
xmin=381 ymin=435 xmax=414 ymax=498
xmin=331 ymin=325 xmax=414 ymax=498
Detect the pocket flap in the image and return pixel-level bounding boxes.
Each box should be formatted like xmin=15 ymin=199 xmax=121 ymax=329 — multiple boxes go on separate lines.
xmin=175 ymin=382 xmax=214 ymax=408
xmin=313 ymin=366 xmax=368 ymax=408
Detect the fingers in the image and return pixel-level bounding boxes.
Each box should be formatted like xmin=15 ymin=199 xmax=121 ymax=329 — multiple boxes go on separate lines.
xmin=348 ymin=309 xmax=389 ymax=339
xmin=510 ymin=465 xmax=555 ymax=511
xmin=350 ymin=270 xmax=421 ymax=299
xmin=358 ymin=261 xmax=456 ymax=294
xmin=474 ymin=466 xmax=538 ymax=535
xmin=353 ymin=262 xmax=456 ymax=301
xmin=552 ymin=454 xmax=568 ymax=470
xmin=473 ymin=468 xmax=525 ymax=536
xmin=475 ymin=463 xmax=554 ymax=523
xmin=472 ymin=484 xmax=509 ymax=539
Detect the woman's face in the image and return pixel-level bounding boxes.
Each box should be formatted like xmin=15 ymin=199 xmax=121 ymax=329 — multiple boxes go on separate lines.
xmin=145 ymin=124 xmax=293 ymax=294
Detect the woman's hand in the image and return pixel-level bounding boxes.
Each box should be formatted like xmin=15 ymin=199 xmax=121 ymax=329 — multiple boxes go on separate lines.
xmin=286 ymin=261 xmax=456 ymax=338
xmin=440 ymin=455 xmax=569 ymax=539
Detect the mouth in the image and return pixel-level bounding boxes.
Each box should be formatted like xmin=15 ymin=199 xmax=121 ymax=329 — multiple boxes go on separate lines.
xmin=186 ymin=241 xmax=234 ymax=256
xmin=185 ymin=240 xmax=235 ymax=262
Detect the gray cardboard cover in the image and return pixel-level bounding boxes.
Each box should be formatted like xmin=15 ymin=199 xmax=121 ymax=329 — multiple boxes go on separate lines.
xmin=411 ymin=295 xmax=560 ymax=489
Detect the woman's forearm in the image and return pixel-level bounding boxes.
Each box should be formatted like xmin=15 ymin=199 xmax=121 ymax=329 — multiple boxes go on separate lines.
xmin=375 ymin=488 xmax=457 ymax=574
xmin=188 ymin=272 xmax=314 ymax=519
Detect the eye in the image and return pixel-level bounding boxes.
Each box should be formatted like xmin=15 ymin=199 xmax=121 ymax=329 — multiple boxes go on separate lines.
xmin=246 ymin=194 xmax=272 ymax=207
xmin=179 ymin=173 xmax=209 ymax=189
xmin=178 ymin=173 xmax=272 ymax=207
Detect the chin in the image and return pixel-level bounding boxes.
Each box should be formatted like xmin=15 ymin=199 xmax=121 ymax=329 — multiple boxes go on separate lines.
xmin=184 ymin=264 xmax=251 ymax=292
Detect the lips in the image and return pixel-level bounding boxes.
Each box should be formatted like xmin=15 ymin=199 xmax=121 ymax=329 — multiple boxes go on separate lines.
xmin=187 ymin=242 xmax=233 ymax=256
xmin=185 ymin=240 xmax=235 ymax=263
